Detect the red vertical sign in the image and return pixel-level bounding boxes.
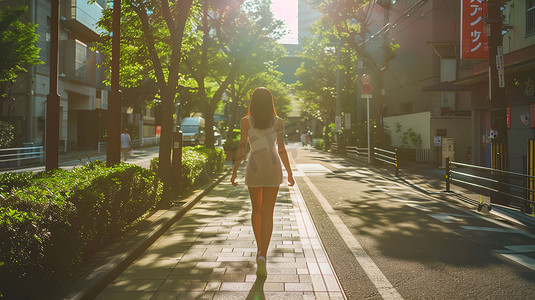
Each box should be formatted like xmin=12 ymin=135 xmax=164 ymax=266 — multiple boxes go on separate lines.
xmin=461 ymin=0 xmax=489 ymax=59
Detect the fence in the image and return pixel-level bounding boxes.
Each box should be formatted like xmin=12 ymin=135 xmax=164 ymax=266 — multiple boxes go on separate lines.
xmin=98 ymin=137 xmax=160 ymax=153
xmin=373 ymin=147 xmax=399 ymax=176
xmin=445 ymin=157 xmax=535 ymax=213
xmin=416 ymin=148 xmax=431 ymax=163
xmin=346 ymin=145 xmax=368 ymax=160
xmin=0 ymin=145 xmax=44 ymax=167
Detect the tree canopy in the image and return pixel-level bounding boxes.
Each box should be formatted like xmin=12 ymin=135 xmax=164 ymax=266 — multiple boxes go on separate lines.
xmin=0 ymin=2 xmax=42 ymax=98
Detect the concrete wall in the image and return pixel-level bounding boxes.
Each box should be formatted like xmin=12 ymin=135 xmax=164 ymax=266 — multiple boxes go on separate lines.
xmin=430 ymin=116 xmax=472 ymax=163
xmin=383 ymin=111 xmax=431 ymax=149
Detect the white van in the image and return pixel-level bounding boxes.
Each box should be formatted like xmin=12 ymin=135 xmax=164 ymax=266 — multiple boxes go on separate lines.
xmin=180 ymin=117 xmax=205 ymax=145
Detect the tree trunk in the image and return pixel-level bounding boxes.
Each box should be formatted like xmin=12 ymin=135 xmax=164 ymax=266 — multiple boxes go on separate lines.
xmin=203 ymin=104 xmax=216 ymax=149
xmin=158 ymin=88 xmax=175 ymax=206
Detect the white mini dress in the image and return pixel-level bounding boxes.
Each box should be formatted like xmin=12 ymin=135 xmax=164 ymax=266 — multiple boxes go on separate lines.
xmin=245 ymin=116 xmax=283 ymax=187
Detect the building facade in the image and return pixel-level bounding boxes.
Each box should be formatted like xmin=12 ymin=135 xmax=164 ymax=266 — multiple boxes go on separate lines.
xmin=455 ymin=0 xmax=535 ymax=172
xmin=1 ymin=0 xmax=109 ymax=151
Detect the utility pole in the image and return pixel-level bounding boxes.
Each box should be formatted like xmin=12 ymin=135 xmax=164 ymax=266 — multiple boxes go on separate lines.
xmin=107 ymin=0 xmax=122 ymax=166
xmin=488 ymin=0 xmax=508 ymax=203
xmin=45 ymin=0 xmax=60 ymax=171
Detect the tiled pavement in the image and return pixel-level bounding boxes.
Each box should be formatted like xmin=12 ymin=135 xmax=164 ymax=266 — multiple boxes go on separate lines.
xmin=96 ymin=167 xmax=345 ymax=299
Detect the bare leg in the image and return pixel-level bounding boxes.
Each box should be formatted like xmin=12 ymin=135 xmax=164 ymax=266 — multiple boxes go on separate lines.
xmin=259 ymin=187 xmax=279 ymax=259
xmin=248 ymin=187 xmax=263 ymax=257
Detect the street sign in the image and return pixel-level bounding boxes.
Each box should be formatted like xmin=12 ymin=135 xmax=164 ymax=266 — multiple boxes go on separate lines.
xmin=361 ymin=94 xmax=373 ymax=98
xmin=434 ymin=136 xmax=442 ymax=146
xmin=498 ymin=69 xmax=505 ymax=88
xmin=345 ymin=113 xmax=351 ymax=130
xmin=361 ymin=74 xmax=371 ymax=84
xmin=496 ymin=54 xmax=504 ymax=70
xmin=357 ymin=61 xmax=363 ymax=69
xmin=361 ymin=83 xmax=372 ymax=95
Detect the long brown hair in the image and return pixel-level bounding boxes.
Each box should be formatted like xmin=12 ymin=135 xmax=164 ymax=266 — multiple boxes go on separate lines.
xmin=247 ymin=87 xmax=277 ymax=130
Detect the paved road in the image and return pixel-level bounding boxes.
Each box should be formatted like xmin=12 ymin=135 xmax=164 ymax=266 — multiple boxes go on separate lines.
xmin=289 ymin=145 xmax=535 ymax=299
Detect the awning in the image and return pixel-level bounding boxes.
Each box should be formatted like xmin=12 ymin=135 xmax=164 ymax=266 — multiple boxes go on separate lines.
xmin=421 ymin=81 xmax=472 ymax=92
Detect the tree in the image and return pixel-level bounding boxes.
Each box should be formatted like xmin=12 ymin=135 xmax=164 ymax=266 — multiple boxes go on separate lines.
xmin=0 ymin=2 xmax=42 ymax=99
xmin=96 ymin=0 xmax=194 ymax=203
xmin=183 ymin=0 xmax=285 ymax=149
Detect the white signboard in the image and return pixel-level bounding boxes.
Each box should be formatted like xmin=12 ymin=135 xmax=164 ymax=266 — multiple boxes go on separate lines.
xmin=345 ymin=113 xmax=351 ymax=130
xmin=361 ymin=94 xmax=373 ymax=98
xmin=335 ymin=116 xmax=342 ymax=131
xmin=434 ymin=136 xmax=442 ymax=146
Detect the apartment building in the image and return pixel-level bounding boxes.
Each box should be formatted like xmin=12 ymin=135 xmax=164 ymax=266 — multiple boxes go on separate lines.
xmin=455 ymin=0 xmax=535 ymax=172
xmin=1 ymin=0 xmax=109 ymax=151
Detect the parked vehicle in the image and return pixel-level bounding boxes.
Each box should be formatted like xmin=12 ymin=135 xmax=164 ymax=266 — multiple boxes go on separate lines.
xmin=180 ymin=117 xmax=205 ymax=146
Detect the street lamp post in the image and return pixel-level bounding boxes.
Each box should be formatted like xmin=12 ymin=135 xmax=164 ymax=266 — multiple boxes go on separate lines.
xmin=45 ymin=0 xmax=60 ymax=171
xmin=106 ymin=0 xmax=122 ymax=166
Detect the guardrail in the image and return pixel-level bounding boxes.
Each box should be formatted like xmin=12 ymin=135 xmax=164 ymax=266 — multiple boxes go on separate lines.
xmin=346 ymin=145 xmax=368 ymax=160
xmin=0 ymin=146 xmax=44 ymax=167
xmin=98 ymin=137 xmax=160 ymax=153
xmin=373 ymin=147 xmax=399 ymax=177
xmin=331 ymin=142 xmax=338 ymax=153
xmin=445 ymin=157 xmax=535 ymax=213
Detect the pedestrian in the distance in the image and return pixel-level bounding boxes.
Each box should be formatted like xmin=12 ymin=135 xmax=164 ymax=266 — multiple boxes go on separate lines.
xmin=231 ymin=87 xmax=295 ymax=277
xmin=120 ymin=128 xmax=131 ymax=161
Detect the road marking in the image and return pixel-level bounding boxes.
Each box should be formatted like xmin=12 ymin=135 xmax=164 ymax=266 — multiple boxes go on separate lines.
xmin=504 ymin=245 xmax=535 ymax=253
xmin=406 ymin=203 xmax=432 ymax=212
xmin=290 ymin=181 xmax=346 ymax=297
xmin=429 ymin=214 xmax=465 ymax=223
xmin=330 ymin=163 xmax=347 ymax=169
xmin=301 ymin=175 xmax=403 ymax=300
xmin=461 ymin=226 xmax=535 ymax=239
xmin=296 ymin=163 xmax=332 ymax=176
xmin=498 ymin=253 xmax=535 ymax=271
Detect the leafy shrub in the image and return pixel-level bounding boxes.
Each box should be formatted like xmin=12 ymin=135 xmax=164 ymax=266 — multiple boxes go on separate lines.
xmin=150 ymin=145 xmax=225 ymax=192
xmin=0 ymin=121 xmax=14 ymax=148
xmin=0 ymin=161 xmax=162 ymax=298
xmin=313 ymin=138 xmax=325 ymax=150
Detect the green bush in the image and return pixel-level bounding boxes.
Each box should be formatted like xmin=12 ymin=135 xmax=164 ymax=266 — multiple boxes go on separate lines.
xmin=0 ymin=161 xmax=162 ymax=298
xmin=313 ymin=138 xmax=325 ymax=150
xmin=150 ymin=145 xmax=225 ymax=192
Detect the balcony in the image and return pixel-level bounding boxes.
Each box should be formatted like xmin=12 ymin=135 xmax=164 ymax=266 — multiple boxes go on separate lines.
xmin=61 ymin=0 xmax=105 ymax=41
xmin=60 ymin=40 xmax=97 ymax=85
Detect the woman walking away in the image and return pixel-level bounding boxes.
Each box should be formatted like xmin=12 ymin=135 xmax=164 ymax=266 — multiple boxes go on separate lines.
xmin=231 ymin=87 xmax=295 ymax=277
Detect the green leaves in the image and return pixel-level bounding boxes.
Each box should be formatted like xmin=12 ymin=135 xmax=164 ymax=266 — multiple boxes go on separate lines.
xmin=0 ymin=3 xmax=43 ymax=92
xmin=0 ymin=161 xmax=162 ymax=298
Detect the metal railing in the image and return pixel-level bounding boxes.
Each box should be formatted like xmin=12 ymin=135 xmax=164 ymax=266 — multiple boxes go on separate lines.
xmin=373 ymin=147 xmax=399 ymax=176
xmin=0 ymin=146 xmax=44 ymax=167
xmin=416 ymin=148 xmax=431 ymax=163
xmin=331 ymin=142 xmax=338 ymax=153
xmin=445 ymin=157 xmax=535 ymax=212
xmin=98 ymin=137 xmax=160 ymax=153
xmin=346 ymin=145 xmax=368 ymax=160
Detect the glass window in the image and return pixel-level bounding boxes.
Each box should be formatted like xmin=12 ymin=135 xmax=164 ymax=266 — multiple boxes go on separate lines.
xmin=75 ymin=40 xmax=87 ymax=80
xmin=96 ymin=0 xmax=107 ymax=9
xmin=527 ymin=0 xmax=535 ymax=35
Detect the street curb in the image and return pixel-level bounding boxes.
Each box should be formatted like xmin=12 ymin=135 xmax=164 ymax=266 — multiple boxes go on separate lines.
xmin=57 ymin=169 xmax=232 ymax=300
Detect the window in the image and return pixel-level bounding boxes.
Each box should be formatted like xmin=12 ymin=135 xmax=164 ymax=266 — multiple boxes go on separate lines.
xmin=96 ymin=0 xmax=107 ymax=9
xmin=527 ymin=0 xmax=535 ymax=36
xmin=75 ymin=40 xmax=87 ymax=80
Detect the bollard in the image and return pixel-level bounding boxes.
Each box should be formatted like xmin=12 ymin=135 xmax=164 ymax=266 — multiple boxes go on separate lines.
xmin=172 ymin=131 xmax=183 ymax=192
xmin=445 ymin=156 xmax=450 ymax=192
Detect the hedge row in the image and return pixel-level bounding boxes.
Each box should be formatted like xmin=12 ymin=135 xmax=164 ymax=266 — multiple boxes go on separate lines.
xmin=0 ymin=146 xmax=225 ymax=298
xmin=150 ymin=145 xmax=225 ymax=192
xmin=0 ymin=161 xmax=162 ymax=298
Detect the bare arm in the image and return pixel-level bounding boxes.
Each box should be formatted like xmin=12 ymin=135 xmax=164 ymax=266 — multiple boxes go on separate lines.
xmin=276 ymin=118 xmax=295 ymax=187
xmin=231 ymin=117 xmax=249 ymax=185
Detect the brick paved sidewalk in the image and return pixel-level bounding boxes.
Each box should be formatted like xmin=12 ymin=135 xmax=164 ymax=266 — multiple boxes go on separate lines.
xmin=96 ymin=167 xmax=345 ymax=299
